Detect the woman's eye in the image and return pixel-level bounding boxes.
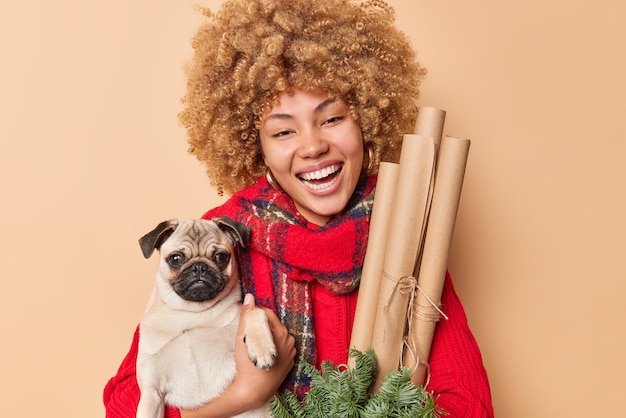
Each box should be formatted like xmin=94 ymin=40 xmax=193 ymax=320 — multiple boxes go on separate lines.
xmin=214 ymin=252 xmax=230 ymax=267
xmin=273 ymin=130 xmax=292 ymax=138
xmin=167 ymin=253 xmax=184 ymax=268
xmin=323 ymin=116 xmax=344 ymax=125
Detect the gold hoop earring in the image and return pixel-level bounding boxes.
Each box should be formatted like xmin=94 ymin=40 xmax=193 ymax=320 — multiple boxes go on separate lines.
xmin=362 ymin=143 xmax=375 ymax=176
xmin=266 ymin=167 xmax=281 ymax=190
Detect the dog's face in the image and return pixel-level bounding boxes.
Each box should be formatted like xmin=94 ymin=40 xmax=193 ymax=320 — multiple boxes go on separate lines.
xmin=139 ymin=217 xmax=250 ymax=308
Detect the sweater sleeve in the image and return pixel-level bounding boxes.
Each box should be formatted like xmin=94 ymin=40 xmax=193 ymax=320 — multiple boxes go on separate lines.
xmin=103 ymin=326 xmax=181 ymax=418
xmin=426 ymin=272 xmax=494 ymax=417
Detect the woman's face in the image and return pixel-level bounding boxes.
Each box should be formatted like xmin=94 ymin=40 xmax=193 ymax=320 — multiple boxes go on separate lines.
xmin=260 ymin=89 xmax=364 ymax=225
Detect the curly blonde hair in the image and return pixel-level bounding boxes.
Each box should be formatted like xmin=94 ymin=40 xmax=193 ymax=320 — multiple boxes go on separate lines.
xmin=179 ymin=0 xmax=426 ymax=195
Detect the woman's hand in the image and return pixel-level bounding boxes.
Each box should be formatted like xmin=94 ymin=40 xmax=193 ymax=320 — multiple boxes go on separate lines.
xmin=233 ymin=294 xmax=296 ymax=405
xmin=180 ymin=294 xmax=295 ymax=418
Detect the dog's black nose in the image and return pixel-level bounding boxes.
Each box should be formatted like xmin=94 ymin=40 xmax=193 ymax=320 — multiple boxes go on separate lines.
xmin=189 ymin=262 xmax=209 ymax=275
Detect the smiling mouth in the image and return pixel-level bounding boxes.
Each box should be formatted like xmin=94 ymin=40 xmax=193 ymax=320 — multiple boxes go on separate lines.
xmin=298 ymin=164 xmax=343 ymax=191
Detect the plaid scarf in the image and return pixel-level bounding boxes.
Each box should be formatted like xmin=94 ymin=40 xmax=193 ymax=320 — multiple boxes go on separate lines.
xmin=203 ymin=175 xmax=376 ymax=397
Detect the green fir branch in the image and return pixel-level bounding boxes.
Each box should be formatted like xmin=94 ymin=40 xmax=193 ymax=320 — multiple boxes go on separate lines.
xmin=270 ymin=349 xmax=445 ymax=418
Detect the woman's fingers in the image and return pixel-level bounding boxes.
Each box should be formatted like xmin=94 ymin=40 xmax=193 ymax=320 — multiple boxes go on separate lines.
xmin=230 ymin=294 xmax=295 ymax=407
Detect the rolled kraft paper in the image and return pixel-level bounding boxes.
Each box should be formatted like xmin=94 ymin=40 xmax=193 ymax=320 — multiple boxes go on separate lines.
xmin=370 ymin=133 xmax=436 ymax=390
xmin=348 ymin=162 xmax=399 ymax=369
xmin=414 ymin=107 xmax=446 ymax=150
xmin=405 ymin=136 xmax=471 ymax=386
xmin=411 ymin=107 xmax=447 ymax=273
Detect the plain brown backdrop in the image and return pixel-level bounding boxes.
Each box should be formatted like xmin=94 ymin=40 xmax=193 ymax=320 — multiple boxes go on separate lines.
xmin=1 ymin=0 xmax=624 ymax=416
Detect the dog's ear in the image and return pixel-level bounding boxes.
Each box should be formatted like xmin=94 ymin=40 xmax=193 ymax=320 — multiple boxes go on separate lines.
xmin=214 ymin=216 xmax=251 ymax=248
xmin=139 ymin=219 xmax=179 ymax=258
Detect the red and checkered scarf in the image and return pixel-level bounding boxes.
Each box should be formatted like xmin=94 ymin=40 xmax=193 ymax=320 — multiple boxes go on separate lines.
xmin=202 ymin=175 xmax=376 ymax=397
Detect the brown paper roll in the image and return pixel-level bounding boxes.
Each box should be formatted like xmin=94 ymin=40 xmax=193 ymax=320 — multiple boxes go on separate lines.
xmin=405 ymin=136 xmax=471 ymax=385
xmin=348 ymin=162 xmax=399 ymax=369
xmin=369 ymin=133 xmax=436 ymax=390
xmin=413 ymin=106 xmax=446 ymax=151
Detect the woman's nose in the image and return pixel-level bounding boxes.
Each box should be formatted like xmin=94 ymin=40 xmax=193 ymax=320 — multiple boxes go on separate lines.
xmin=297 ymin=129 xmax=329 ymax=159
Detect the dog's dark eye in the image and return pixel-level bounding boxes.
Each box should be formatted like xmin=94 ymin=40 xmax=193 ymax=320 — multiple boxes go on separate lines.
xmin=167 ymin=253 xmax=185 ymax=269
xmin=214 ymin=251 xmax=230 ymax=267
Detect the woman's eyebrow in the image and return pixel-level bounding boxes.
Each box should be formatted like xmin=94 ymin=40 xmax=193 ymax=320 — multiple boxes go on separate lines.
xmin=264 ymin=112 xmax=292 ymax=121
xmin=264 ymin=98 xmax=339 ymax=122
xmin=314 ymin=98 xmax=337 ymax=113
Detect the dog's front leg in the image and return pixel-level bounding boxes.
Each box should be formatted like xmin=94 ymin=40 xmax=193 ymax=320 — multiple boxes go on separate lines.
xmin=243 ymin=307 xmax=277 ymax=370
xmin=136 ymin=385 xmax=165 ymax=418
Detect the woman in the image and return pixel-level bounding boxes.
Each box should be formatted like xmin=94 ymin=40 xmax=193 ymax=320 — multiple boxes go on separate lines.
xmin=104 ymin=0 xmax=493 ymax=416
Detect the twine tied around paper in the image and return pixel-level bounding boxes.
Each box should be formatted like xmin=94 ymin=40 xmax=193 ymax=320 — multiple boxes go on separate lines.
xmin=381 ymin=272 xmax=417 ymax=367
xmin=414 ymin=283 xmax=449 ymax=322
xmin=381 ymin=272 xmax=417 ymax=344
xmin=381 ymin=272 xmax=449 ymax=342
xmin=382 ymin=271 xmax=449 ymax=387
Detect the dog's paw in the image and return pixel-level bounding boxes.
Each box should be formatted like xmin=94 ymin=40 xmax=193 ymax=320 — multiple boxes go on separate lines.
xmin=243 ymin=307 xmax=277 ymax=370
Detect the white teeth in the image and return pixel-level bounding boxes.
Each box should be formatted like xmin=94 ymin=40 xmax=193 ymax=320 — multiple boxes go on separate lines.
xmin=299 ymin=164 xmax=342 ymax=191
xmin=301 ymin=174 xmax=339 ymax=190
xmin=299 ymin=164 xmax=340 ymax=181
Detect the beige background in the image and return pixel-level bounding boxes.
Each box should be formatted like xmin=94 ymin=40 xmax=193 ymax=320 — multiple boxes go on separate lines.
xmin=1 ymin=0 xmax=624 ymax=416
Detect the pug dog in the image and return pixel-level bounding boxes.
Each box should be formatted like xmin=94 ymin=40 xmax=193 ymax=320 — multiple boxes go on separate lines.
xmin=135 ymin=217 xmax=276 ymax=418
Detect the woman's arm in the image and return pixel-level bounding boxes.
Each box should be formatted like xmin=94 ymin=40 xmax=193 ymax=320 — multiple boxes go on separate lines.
xmin=180 ymin=294 xmax=296 ymax=418
xmin=426 ymin=273 xmax=494 ymax=417
xmin=103 ymin=295 xmax=295 ymax=418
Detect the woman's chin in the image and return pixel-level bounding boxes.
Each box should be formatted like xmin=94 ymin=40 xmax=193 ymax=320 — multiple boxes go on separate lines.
xmin=295 ymin=192 xmax=354 ymax=225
